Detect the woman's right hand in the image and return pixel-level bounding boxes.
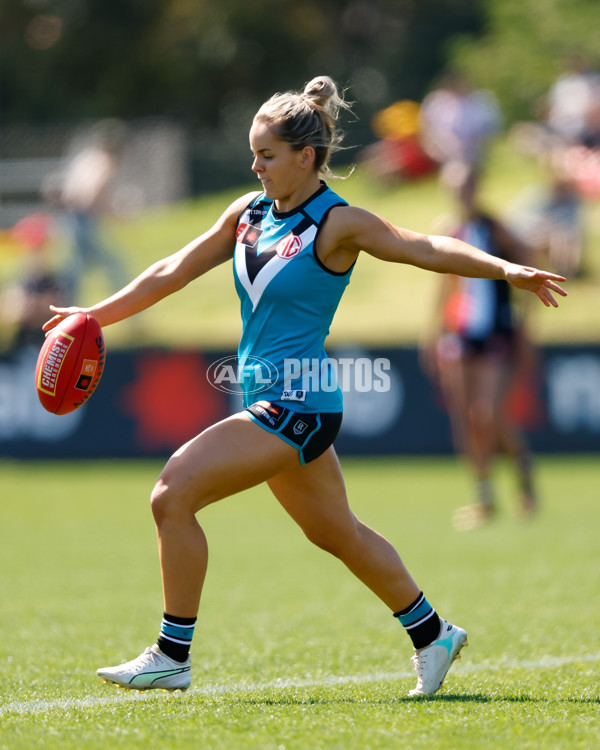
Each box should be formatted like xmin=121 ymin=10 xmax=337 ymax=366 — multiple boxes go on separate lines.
xmin=42 ymin=305 xmax=90 ymax=334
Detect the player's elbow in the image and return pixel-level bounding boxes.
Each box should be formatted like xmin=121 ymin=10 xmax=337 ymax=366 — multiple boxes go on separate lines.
xmin=153 ymin=256 xmax=193 ymax=294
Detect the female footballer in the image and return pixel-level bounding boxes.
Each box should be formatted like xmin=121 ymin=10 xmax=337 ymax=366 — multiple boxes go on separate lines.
xmin=44 ymin=76 xmax=566 ymax=696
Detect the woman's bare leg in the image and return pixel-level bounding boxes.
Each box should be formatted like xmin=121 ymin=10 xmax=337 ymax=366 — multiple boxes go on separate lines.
xmin=464 ymin=357 xmax=505 ymax=486
xmin=267 ymin=447 xmax=420 ymax=612
xmin=150 ymin=413 xmax=299 ymax=616
xmin=97 ymin=413 xmax=300 ymax=689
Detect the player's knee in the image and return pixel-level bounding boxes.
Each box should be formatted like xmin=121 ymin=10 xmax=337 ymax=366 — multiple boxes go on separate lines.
xmin=150 ymin=476 xmax=183 ymax=525
xmin=150 ymin=465 xmax=216 ymax=523
xmin=470 ymin=401 xmax=494 ymax=432
xmin=303 ymin=527 xmax=336 ymax=554
xmin=303 ymin=519 xmax=360 ymax=557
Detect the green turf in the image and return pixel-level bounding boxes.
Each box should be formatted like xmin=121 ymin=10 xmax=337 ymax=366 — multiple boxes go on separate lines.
xmin=0 ymin=456 xmax=598 ymax=749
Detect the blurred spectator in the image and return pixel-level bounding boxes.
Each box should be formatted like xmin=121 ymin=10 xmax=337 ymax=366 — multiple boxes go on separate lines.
xmin=419 ymin=70 xmax=502 ymax=171
xmin=421 ymin=164 xmax=540 ymax=531
xmin=505 ymin=178 xmax=583 ymax=280
xmin=508 ymin=55 xmax=600 ymax=278
xmin=360 ymin=100 xmax=437 ymax=183
xmin=0 ymin=213 xmax=68 ymax=351
xmin=44 ymin=119 xmax=130 ymax=301
xmin=545 ymin=53 xmax=600 ymax=148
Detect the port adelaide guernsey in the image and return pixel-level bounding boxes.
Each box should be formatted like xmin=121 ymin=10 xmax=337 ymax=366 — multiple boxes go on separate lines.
xmin=233 ymin=183 xmax=354 ymax=413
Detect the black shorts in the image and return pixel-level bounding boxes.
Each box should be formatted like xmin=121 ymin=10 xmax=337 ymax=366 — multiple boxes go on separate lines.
xmin=461 ymin=332 xmax=515 ymax=360
xmin=245 ymin=400 xmax=343 ymax=465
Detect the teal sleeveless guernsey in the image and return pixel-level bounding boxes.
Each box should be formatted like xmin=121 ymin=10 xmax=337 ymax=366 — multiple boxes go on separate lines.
xmin=233 ymin=183 xmax=353 ymax=413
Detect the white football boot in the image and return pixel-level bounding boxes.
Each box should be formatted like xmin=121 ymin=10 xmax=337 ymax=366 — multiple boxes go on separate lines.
xmin=97 ymin=644 xmax=191 ymax=691
xmin=409 ymin=619 xmax=468 ymax=696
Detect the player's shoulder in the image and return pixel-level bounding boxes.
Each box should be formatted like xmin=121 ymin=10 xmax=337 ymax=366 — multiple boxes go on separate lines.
xmin=324 ymin=202 xmax=381 ymax=234
xmin=317 ymin=203 xmax=385 ymax=257
xmin=226 ymin=190 xmax=263 ymax=216
xmin=215 ymin=191 xmax=263 ymax=230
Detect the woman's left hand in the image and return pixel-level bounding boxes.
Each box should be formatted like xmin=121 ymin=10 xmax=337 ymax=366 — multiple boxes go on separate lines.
xmin=505 ymin=265 xmax=568 ymax=307
xmin=42 ymin=305 xmax=89 ymax=334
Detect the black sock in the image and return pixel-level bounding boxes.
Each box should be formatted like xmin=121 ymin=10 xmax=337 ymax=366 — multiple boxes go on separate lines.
xmin=157 ymin=613 xmax=196 ymax=663
xmin=393 ymin=592 xmax=441 ymax=649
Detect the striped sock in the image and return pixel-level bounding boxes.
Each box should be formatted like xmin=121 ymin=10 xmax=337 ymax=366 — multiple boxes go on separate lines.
xmin=393 ymin=592 xmax=441 ymax=649
xmin=157 ymin=613 xmax=196 ymax=663
xmin=476 ymin=479 xmax=495 ymax=508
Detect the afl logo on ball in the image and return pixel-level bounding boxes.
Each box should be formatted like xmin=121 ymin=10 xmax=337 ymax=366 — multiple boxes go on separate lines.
xmin=276 ymin=234 xmax=302 ymax=259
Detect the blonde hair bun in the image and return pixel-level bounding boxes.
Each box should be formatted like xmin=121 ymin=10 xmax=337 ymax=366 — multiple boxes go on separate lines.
xmin=253 ymin=76 xmax=352 ymax=177
xmin=303 ymin=76 xmax=338 ymax=108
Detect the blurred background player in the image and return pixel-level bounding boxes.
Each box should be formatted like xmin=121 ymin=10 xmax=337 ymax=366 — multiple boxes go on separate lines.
xmin=45 ymin=119 xmax=130 ymax=303
xmin=507 ymin=54 xmax=600 ymax=279
xmin=422 ymin=163 xmax=539 ymax=530
xmin=419 ymin=69 xmax=502 ymax=173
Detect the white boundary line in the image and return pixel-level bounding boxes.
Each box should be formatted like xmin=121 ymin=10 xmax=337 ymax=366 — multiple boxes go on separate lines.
xmin=2 ymin=652 xmax=599 ymax=716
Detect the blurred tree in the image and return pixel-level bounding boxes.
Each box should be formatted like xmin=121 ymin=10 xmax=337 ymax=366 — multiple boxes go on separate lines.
xmin=449 ymin=0 xmax=600 ymax=123
xmin=1 ymin=0 xmax=482 ymax=132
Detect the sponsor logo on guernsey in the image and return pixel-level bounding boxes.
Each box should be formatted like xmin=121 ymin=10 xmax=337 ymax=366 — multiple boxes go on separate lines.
xmin=276 ymin=234 xmax=302 ymax=259
xmin=236 ymin=223 xmax=263 ymax=247
xmin=280 ymin=389 xmax=307 ymax=402
xmin=38 ymin=332 xmax=74 ymax=396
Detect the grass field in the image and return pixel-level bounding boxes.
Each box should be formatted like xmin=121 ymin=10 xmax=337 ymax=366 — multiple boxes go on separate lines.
xmin=1 ymin=456 xmax=598 ymax=749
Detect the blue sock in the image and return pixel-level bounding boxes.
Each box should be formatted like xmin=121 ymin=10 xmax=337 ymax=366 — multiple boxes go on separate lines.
xmin=393 ymin=592 xmax=441 ymax=649
xmin=157 ymin=613 xmax=196 ymax=663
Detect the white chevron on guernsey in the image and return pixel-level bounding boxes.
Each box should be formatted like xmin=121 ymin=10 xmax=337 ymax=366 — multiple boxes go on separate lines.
xmin=236 ymin=224 xmax=317 ymax=311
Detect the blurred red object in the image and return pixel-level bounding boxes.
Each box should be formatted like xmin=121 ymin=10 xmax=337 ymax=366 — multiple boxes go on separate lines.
xmin=362 ymin=137 xmax=436 ymax=181
xmin=555 ymin=145 xmax=600 ymax=198
xmin=11 ymin=213 xmax=52 ymax=250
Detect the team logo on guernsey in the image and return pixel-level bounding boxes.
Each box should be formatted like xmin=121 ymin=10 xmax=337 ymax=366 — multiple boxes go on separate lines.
xmin=276 ymin=234 xmax=302 ymax=259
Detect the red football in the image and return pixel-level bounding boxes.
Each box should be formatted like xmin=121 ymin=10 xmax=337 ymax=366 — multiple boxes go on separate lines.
xmin=35 ymin=313 xmax=106 ymax=414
